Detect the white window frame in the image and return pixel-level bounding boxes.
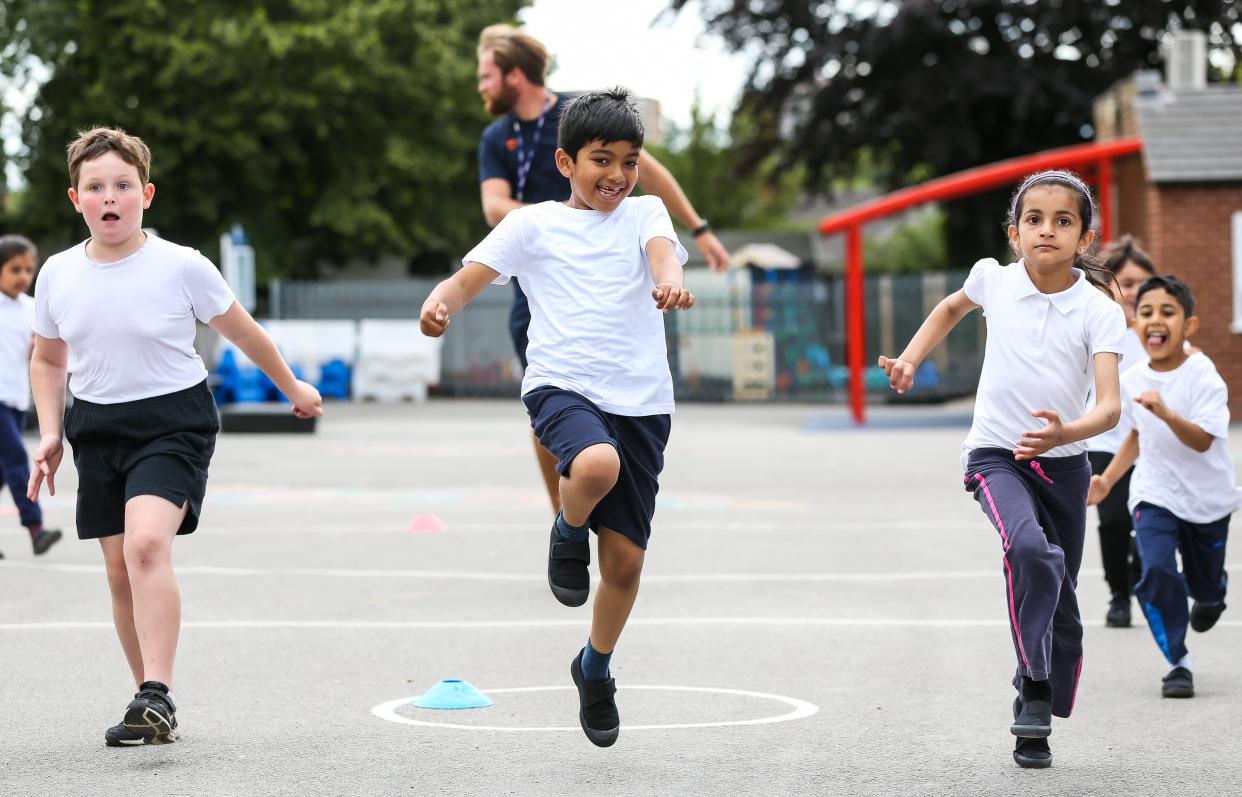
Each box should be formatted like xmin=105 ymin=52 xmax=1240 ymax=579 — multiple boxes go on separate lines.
xmin=1232 ymin=211 xmax=1242 ymax=333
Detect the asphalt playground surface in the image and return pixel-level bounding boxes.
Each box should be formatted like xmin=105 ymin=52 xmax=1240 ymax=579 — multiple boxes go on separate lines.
xmin=2 ymin=399 xmax=1239 ymax=796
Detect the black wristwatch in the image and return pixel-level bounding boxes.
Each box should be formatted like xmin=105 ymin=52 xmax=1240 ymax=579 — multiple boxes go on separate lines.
xmin=691 ymin=220 xmax=711 ymax=238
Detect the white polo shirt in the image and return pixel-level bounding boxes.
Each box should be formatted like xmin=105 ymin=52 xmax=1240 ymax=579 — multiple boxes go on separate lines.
xmin=1123 ymin=352 xmax=1241 ymax=523
xmin=961 ymin=258 xmax=1127 ymax=466
xmin=1086 ymin=326 xmax=1148 ymax=454
xmin=0 ymin=291 xmax=34 ymax=411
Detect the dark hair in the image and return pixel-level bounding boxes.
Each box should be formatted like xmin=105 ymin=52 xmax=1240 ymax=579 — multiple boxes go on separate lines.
xmin=1007 ymin=170 xmax=1115 ymax=296
xmin=0 ymin=234 xmax=36 ymax=268
xmin=557 ymin=87 xmax=644 ymax=160
xmin=1100 ymin=234 xmax=1155 ymax=276
xmin=1136 ymin=275 xmax=1195 ymax=317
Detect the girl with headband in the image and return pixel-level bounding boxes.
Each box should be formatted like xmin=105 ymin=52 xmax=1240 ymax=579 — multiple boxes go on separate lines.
xmin=878 ymin=170 xmax=1127 ymax=769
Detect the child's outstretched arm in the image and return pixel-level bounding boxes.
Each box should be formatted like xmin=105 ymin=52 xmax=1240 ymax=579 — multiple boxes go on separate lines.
xmin=1133 ymin=390 xmax=1214 ymax=453
xmin=878 ymin=289 xmax=978 ymax=393
xmin=1016 ymin=352 xmax=1120 ymax=460
xmin=420 ymin=261 xmax=503 ymax=336
xmin=1088 ymin=428 xmax=1138 ymax=506
xmin=26 ymin=335 xmax=69 ymax=499
xmin=647 ymin=237 xmax=694 ymax=312
xmin=209 ymin=303 xmax=323 ymax=419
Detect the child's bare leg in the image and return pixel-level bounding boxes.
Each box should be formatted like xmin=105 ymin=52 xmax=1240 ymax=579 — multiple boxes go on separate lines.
xmin=100 ymin=535 xmax=143 ymax=688
xmin=532 ymin=433 xmax=562 ymax=517
xmin=122 ymin=496 xmax=186 ymax=688
xmin=559 ymin=443 xmax=619 ymax=526
xmin=590 ymin=527 xmax=645 ymax=654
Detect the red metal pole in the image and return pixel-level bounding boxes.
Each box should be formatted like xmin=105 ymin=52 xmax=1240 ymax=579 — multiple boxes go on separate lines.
xmin=846 ymin=224 xmax=866 ymax=425
xmin=1097 ymin=157 xmax=1114 ymax=244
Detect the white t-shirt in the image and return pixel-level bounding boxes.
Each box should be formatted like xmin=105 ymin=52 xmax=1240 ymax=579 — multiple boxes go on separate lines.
xmin=33 ymin=235 xmax=236 ymax=403
xmin=0 ymin=292 xmax=34 ymax=411
xmin=1122 ymin=352 xmax=1241 ymax=523
xmin=1086 ymin=326 xmax=1148 ymax=454
xmin=462 ymin=195 xmax=688 ymax=416
xmin=961 ymin=258 xmax=1127 ymax=466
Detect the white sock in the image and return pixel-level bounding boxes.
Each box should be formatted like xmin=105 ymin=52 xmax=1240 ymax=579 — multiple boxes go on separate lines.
xmin=1171 ymin=654 xmax=1192 ymax=672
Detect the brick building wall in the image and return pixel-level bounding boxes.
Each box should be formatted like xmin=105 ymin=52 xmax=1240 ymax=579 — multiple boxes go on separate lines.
xmin=1114 ymin=171 xmax=1242 ymax=413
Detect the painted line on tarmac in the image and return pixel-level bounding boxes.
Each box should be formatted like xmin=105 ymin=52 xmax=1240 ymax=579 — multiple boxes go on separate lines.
xmin=371 ymin=685 xmax=818 ymax=732
xmin=4 ymin=617 xmax=1240 ymax=632
xmin=160 ymin=519 xmax=979 ymax=535
xmin=5 ymin=560 xmax=1239 ymax=584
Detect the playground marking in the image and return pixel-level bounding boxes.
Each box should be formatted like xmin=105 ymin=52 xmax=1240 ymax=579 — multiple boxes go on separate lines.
xmin=370 ymin=685 xmax=819 ymax=732
xmin=3 ymin=617 xmax=1238 ymax=633
xmin=5 ymin=560 xmax=1238 ymax=583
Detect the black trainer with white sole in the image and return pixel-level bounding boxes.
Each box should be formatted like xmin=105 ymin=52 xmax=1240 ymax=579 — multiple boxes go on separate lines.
xmin=1011 ymin=698 xmax=1052 ymax=769
xmin=107 ymin=711 xmax=179 ymax=747
xmin=570 ymin=649 xmax=619 ymax=747
xmin=548 ymin=523 xmax=590 ymax=607
xmin=123 ymin=681 xmax=178 ymax=744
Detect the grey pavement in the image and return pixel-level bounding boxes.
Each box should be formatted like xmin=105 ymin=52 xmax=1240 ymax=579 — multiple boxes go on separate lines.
xmin=1 ymin=399 xmax=1239 ymax=796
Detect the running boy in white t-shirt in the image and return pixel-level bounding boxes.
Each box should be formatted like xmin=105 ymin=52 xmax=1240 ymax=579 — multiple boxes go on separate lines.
xmin=1089 ymin=276 xmax=1238 ymax=699
xmin=27 ymin=127 xmax=323 ymax=747
xmin=0 ymin=235 xmax=61 ymax=557
xmin=420 ymin=88 xmax=693 ymax=747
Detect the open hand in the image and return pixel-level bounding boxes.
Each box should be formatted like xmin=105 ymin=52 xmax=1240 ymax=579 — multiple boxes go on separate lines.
xmin=877 ymin=355 xmax=915 ymax=393
xmin=1134 ymin=390 xmax=1171 ymax=421
xmin=288 ymin=380 xmax=323 ymax=419
xmin=27 ymin=435 xmax=64 ymax=500
xmin=653 ymin=283 xmax=694 ymax=311
xmin=1015 ymin=409 xmax=1064 ymax=460
xmin=420 ymin=300 xmax=450 ymax=337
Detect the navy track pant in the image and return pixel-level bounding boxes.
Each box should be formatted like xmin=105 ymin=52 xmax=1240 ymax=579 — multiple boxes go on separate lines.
xmin=1133 ymin=502 xmax=1230 ymax=664
xmin=965 ymin=448 xmax=1090 ymax=718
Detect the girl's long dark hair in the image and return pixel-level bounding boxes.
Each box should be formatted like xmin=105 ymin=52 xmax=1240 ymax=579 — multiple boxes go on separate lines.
xmin=1006 ymin=171 xmax=1116 ymax=296
xmin=0 ymin=234 xmax=35 ymax=268
xmin=1100 ymin=234 xmax=1156 ymax=276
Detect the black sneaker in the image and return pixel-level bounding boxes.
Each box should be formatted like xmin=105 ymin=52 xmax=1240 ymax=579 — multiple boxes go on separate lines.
xmin=32 ymin=529 xmax=63 ymax=556
xmin=1105 ymin=593 xmax=1131 ymax=628
xmin=1190 ymin=601 xmax=1226 ymax=633
xmin=547 ymin=521 xmax=590 ymax=607
xmin=1011 ymin=698 xmax=1052 ymax=768
xmin=1010 ymin=695 xmax=1052 ymax=738
xmin=106 ymin=710 xmax=179 ymax=747
xmin=123 ymin=682 xmax=178 ymax=743
xmin=1161 ymin=667 xmax=1194 ymax=698
xmin=570 ymin=649 xmax=619 ymax=747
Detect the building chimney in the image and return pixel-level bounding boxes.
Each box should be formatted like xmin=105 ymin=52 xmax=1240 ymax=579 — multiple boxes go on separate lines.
xmin=1163 ymin=30 xmax=1208 ymax=90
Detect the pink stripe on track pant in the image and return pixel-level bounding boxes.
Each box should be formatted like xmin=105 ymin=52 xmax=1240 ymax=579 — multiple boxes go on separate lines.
xmin=964 ymin=447 xmax=1091 ymax=718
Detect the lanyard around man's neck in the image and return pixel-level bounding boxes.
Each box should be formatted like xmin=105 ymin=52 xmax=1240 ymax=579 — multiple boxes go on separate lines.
xmin=512 ymin=91 xmax=555 ymax=203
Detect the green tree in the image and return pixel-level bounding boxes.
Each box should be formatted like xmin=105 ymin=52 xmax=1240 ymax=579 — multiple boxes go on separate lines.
xmin=0 ymin=0 xmax=528 ymax=277
xmin=674 ymin=0 xmax=1242 ymax=264
xmin=645 ymin=101 xmax=803 ymax=230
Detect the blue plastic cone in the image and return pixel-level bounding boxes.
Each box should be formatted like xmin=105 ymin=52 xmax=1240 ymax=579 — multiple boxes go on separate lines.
xmin=414 ymin=679 xmax=494 ymax=710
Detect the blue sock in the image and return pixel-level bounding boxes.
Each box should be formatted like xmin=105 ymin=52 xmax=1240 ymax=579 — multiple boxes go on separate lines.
xmin=580 ymin=640 xmax=612 ymax=682
xmin=555 ymin=511 xmax=589 ymax=542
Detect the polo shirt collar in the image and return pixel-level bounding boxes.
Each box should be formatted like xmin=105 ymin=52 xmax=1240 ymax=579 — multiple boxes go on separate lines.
xmin=1014 ymin=259 xmax=1091 ymax=315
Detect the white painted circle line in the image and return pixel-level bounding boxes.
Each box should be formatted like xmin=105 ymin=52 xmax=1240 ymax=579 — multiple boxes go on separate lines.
xmin=371 ymin=685 xmax=818 ymax=732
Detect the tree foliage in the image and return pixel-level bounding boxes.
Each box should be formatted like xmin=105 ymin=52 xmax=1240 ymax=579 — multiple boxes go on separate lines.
xmin=674 ymin=0 xmax=1242 ymax=262
xmin=0 ymin=0 xmax=528 ymax=277
xmin=645 ymin=101 xmax=803 ymax=230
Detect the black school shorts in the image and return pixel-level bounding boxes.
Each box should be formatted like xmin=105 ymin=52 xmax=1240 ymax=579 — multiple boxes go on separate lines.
xmin=66 ymin=381 xmax=219 ymax=539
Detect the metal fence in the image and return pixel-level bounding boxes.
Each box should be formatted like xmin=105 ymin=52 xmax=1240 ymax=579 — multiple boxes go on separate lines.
xmin=269 ymin=270 xmax=984 ymax=403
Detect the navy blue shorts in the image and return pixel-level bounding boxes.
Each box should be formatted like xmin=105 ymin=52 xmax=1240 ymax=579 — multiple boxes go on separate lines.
xmin=522 ymin=386 xmax=670 ymax=550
